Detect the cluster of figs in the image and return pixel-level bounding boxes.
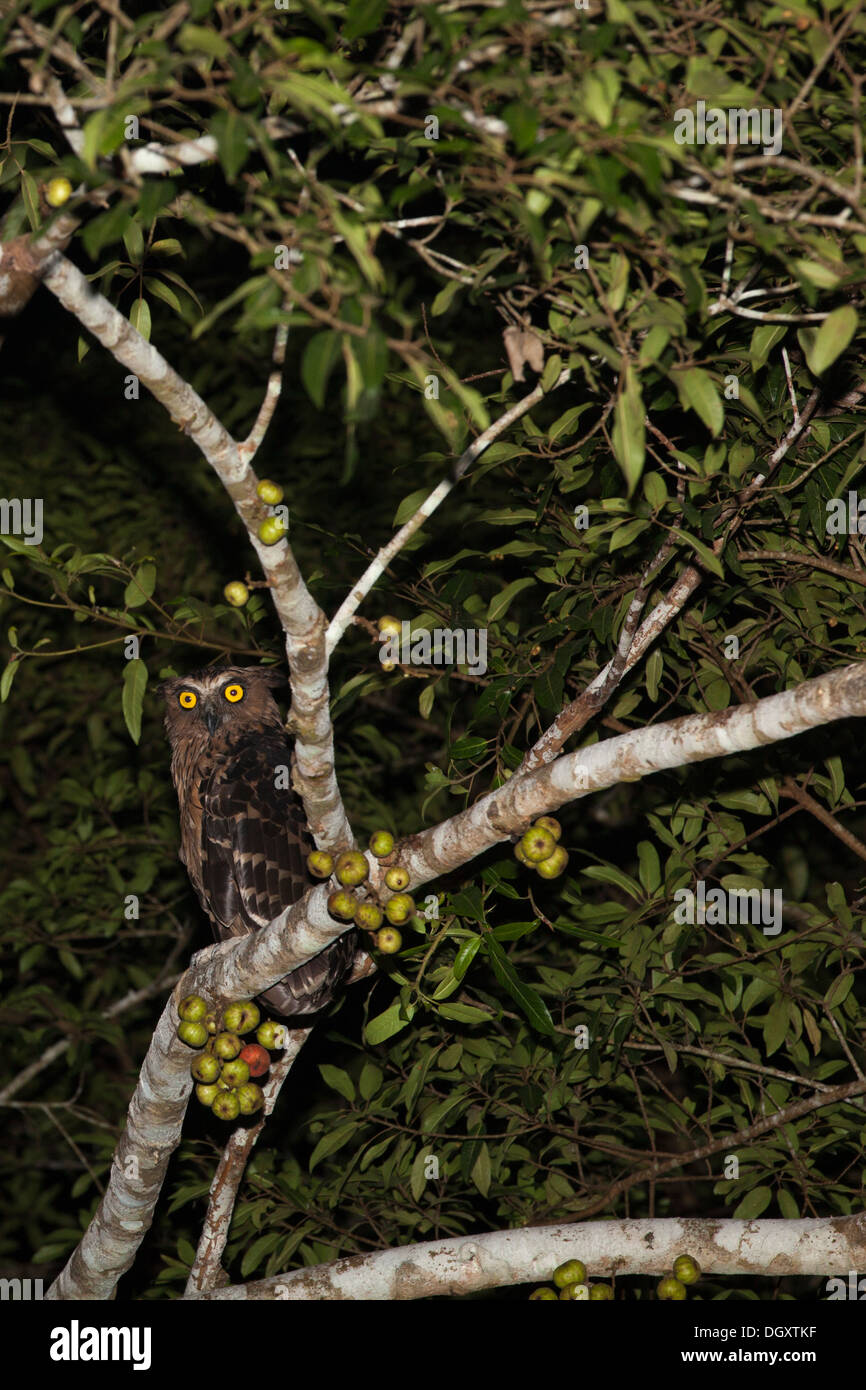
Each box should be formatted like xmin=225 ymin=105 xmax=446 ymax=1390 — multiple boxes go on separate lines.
xmin=530 ymin=1254 xmax=701 ymax=1301
xmin=309 ymin=830 xmax=411 ymax=955
xmin=176 ymin=995 xmax=285 ymax=1122
xmin=513 ymin=816 xmax=568 ymax=878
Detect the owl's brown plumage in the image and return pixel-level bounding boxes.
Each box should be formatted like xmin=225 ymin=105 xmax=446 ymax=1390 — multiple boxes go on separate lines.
xmin=159 ymin=666 xmax=358 ymax=1016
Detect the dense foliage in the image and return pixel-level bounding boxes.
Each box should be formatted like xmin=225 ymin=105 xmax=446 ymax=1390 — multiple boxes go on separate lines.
xmin=1 ymin=0 xmax=864 ymax=1299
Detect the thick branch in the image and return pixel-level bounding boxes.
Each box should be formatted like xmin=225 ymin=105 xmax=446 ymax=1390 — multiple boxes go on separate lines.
xmin=187 ymin=1214 xmax=866 ymax=1300
xmin=398 ymin=661 xmax=866 ymax=888
xmin=39 ymin=251 xmax=350 ymax=847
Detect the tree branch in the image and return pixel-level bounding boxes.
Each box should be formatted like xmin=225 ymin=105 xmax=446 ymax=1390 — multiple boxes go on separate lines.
xmin=39 ymin=251 xmax=351 ymax=847
xmin=187 ymin=1212 xmax=866 ymax=1299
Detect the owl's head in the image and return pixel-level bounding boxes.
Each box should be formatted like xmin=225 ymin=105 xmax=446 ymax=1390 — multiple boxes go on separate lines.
xmin=158 ymin=666 xmax=286 ymax=745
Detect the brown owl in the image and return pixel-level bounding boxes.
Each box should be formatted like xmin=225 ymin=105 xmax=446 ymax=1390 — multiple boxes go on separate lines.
xmin=159 ymin=666 xmax=358 ymax=1016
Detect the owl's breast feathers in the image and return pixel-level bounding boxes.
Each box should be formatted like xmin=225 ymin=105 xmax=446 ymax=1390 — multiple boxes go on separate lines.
xmin=178 ymin=728 xmax=357 ymax=1017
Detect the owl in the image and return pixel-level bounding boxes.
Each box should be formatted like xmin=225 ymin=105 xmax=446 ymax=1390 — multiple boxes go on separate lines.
xmin=159 ymin=666 xmax=358 ymax=1016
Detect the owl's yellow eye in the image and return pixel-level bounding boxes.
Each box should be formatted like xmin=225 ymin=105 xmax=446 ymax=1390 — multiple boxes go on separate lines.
xmin=178 ymin=690 xmax=197 ymax=709
xmin=224 ymin=683 xmax=244 ymax=703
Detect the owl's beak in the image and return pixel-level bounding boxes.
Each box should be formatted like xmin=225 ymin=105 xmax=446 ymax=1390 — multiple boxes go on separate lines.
xmin=203 ymin=705 xmax=221 ymax=736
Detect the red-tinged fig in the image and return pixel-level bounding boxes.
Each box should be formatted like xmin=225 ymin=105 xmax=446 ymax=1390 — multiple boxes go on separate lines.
xmin=239 ymin=1043 xmax=270 ymax=1078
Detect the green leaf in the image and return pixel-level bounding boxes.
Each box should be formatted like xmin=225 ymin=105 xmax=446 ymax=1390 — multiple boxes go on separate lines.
xmin=410 ymin=1148 xmax=431 ymax=1202
xmin=470 ymin=1144 xmax=491 ymax=1197
xmin=582 ymin=863 xmax=643 ymax=899
xmin=483 ymin=937 xmax=555 ymax=1035
xmin=145 ymin=279 xmax=184 ymax=315
xmin=179 ymin=24 xmax=230 ymax=58
xmin=124 ymin=563 xmax=156 ymax=608
xmin=487 ymin=577 xmax=535 ymax=624
xmin=123 ymin=220 xmax=145 ymax=263
xmin=332 ymin=210 xmax=384 ymax=290
xmin=437 ymin=1002 xmax=490 ymax=1024
xmin=59 ymin=948 xmax=84 ymax=980
xmin=365 ymin=999 xmax=414 ymax=1045
xmin=824 ymin=972 xmax=854 ymax=1009
xmin=541 ymin=354 xmax=564 ymax=393
xmin=674 ymin=368 xmax=723 ymax=436
xmin=0 ymin=657 xmax=20 ymax=702
xmin=793 ymin=259 xmax=842 ymax=290
xmin=749 ymin=322 xmax=787 ymax=371
xmin=129 ymin=297 xmax=151 ymax=341
xmin=679 ymin=530 xmax=725 ymax=579
xmin=393 ymin=488 xmax=430 ymax=527
xmin=309 ymin=1120 xmax=358 ymax=1171
xmin=358 ymin=1061 xmax=382 ymax=1101
xmin=453 ymin=936 xmax=481 ymax=982
xmin=611 ymin=363 xmax=645 ymax=491
xmin=637 ymin=841 xmax=661 ymax=894
xmin=734 ymin=1186 xmax=773 ymax=1220
xmin=301 ymin=331 xmax=342 ymax=410
xmin=431 ymin=280 xmax=461 ymax=317
xmin=240 ymin=1231 xmax=282 ymax=1279
xmin=638 ymin=325 xmax=670 ymax=366
xmin=581 ymin=67 xmax=620 ymax=127
xmin=344 ymin=0 xmax=388 ymax=39
xmin=318 ymin=1064 xmax=355 ymax=1102
xmin=450 ymin=736 xmax=488 ymax=760
xmin=804 ymin=305 xmax=857 ymax=375
xmin=150 ymin=239 xmax=185 ymax=257
xmin=763 ymin=999 xmax=789 ymax=1057
xmin=212 ymin=109 xmax=249 ymax=180
xmin=121 ymin=658 xmax=148 ymax=745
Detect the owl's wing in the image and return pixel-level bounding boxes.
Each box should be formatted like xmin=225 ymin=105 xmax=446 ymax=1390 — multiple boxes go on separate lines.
xmin=201 ymin=734 xmax=358 ymax=1016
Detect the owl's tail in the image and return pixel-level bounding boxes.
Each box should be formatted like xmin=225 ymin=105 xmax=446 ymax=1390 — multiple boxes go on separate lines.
xmin=257 ymin=928 xmax=361 ymax=1017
